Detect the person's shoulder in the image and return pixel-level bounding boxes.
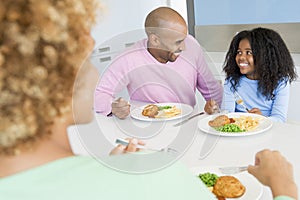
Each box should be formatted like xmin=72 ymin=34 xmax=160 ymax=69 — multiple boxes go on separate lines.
xmin=185 ymin=34 xmax=201 ymax=47
xmin=277 ymin=77 xmax=289 ymax=85
xmin=181 ymin=34 xmax=205 ymax=62
xmin=274 ymin=77 xmax=290 ymax=92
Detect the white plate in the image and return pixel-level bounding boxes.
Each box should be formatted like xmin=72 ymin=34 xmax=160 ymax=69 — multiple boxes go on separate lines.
xmin=198 ymin=112 xmax=273 ymax=136
xmin=131 ymin=103 xmax=193 ymax=121
xmin=190 ymin=166 xmax=263 ymax=200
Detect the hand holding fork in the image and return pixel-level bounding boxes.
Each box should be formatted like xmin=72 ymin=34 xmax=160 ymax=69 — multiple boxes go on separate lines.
xmin=204 ymin=99 xmax=221 ymax=114
xmin=233 ymin=91 xmax=250 ymax=112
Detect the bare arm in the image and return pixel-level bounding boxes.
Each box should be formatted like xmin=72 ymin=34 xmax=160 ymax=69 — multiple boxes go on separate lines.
xmin=109 ymin=138 xmax=145 ymax=155
xmin=248 ymin=149 xmax=298 ymax=199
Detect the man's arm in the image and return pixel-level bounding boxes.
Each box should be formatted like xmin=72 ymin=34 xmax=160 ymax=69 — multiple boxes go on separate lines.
xmin=94 ymin=56 xmax=130 ymax=116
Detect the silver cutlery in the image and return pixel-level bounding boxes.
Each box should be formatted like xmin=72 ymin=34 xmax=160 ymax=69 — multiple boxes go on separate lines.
xmin=233 ymin=91 xmax=250 ymax=112
xmin=115 ymin=138 xmax=146 ymax=149
xmin=199 ymin=134 xmax=220 ymax=159
xmin=115 ymin=138 xmax=177 ymax=153
xmin=219 ymin=166 xmax=248 ymax=174
xmin=173 ymin=111 xmax=205 ymax=127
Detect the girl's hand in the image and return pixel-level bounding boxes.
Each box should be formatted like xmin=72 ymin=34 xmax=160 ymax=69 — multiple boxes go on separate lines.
xmin=248 ymin=108 xmax=262 ymax=115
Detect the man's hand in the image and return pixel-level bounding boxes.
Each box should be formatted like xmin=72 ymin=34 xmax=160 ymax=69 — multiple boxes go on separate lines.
xmin=111 ymin=97 xmax=130 ymax=119
xmin=204 ymin=99 xmax=219 ymax=114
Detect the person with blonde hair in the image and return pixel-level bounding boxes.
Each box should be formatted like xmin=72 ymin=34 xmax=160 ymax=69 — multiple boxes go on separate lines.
xmin=0 ymin=1 xmax=297 ymax=200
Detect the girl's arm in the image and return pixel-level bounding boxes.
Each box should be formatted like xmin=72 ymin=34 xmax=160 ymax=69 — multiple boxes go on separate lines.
xmin=268 ymin=80 xmax=290 ymax=122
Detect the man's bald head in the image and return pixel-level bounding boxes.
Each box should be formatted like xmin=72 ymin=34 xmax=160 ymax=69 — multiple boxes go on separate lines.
xmin=145 ymin=7 xmax=187 ymax=36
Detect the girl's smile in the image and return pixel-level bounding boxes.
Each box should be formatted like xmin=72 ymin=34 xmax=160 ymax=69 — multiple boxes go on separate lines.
xmin=236 ymin=39 xmax=256 ymax=79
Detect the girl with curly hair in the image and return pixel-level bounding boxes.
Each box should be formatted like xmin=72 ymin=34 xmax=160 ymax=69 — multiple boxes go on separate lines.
xmin=221 ymin=27 xmax=297 ymax=122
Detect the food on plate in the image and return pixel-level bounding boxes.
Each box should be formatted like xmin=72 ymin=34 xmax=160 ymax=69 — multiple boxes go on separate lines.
xmin=142 ymin=104 xmax=159 ymax=118
xmin=158 ymin=105 xmax=172 ymax=110
xmin=215 ymin=124 xmax=245 ymax=132
xmin=142 ymin=104 xmax=181 ymax=118
xmin=156 ymin=105 xmax=181 ymax=118
xmin=198 ymin=173 xmax=246 ymax=199
xmin=208 ymin=114 xmax=261 ymax=132
xmin=208 ymin=115 xmax=231 ymax=127
xmin=213 ymin=176 xmax=246 ymax=198
xmin=233 ymin=116 xmax=260 ymax=131
xmin=198 ymin=172 xmax=219 ymax=188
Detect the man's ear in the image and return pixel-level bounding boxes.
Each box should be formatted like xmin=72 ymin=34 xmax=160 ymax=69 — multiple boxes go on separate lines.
xmin=149 ymin=33 xmax=160 ymax=47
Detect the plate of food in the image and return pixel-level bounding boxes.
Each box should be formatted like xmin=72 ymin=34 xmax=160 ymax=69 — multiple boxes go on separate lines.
xmin=191 ymin=166 xmax=263 ymax=200
xmin=131 ymin=103 xmax=193 ymax=121
xmin=198 ymin=112 xmax=272 ymax=136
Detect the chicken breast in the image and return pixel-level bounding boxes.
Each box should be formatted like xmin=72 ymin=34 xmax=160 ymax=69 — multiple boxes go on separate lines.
xmin=213 ymin=176 xmax=246 ymax=198
xmin=208 ymin=115 xmax=231 ymax=127
xmin=142 ymin=104 xmax=159 ymax=118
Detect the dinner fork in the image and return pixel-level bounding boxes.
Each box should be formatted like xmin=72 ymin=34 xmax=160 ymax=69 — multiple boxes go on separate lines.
xmin=115 ymin=138 xmax=178 ymax=153
xmin=219 ymin=166 xmax=248 ymax=174
xmin=233 ymin=91 xmax=250 ymax=112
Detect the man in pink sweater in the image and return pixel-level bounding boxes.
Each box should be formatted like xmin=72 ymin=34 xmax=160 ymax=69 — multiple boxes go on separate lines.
xmin=94 ymin=7 xmax=222 ymax=119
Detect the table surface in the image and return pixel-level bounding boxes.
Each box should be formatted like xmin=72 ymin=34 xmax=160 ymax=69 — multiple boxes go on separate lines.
xmin=68 ymin=103 xmax=300 ymax=200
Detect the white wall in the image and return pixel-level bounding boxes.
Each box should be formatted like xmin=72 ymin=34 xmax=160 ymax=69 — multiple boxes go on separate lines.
xmin=91 ymin=0 xmax=187 ymax=48
xmin=194 ymin=0 xmax=300 ymax=25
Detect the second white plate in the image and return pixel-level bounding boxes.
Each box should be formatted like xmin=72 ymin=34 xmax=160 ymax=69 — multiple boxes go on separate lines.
xmin=131 ymin=103 xmax=193 ymax=121
xmin=198 ymin=112 xmax=273 ymax=136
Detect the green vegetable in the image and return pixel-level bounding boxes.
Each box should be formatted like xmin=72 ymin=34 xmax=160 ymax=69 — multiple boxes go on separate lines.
xmin=158 ymin=105 xmax=172 ymax=110
xmin=198 ymin=172 xmax=219 ymax=187
xmin=215 ymin=124 xmax=245 ymax=132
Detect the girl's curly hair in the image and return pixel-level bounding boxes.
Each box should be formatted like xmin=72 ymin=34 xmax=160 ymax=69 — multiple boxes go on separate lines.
xmin=223 ymin=27 xmax=297 ymax=99
xmin=0 ymin=0 xmax=98 ymax=155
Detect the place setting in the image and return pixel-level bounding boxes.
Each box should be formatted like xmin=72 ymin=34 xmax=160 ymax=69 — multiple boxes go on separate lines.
xmin=130 ymin=102 xmax=194 ymax=122
xmin=190 ymin=165 xmax=263 ymax=200
xmin=197 ymin=112 xmax=273 ymax=137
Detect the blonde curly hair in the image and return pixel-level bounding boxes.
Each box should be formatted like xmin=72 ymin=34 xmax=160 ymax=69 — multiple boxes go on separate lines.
xmin=0 ymin=0 xmax=98 ymax=155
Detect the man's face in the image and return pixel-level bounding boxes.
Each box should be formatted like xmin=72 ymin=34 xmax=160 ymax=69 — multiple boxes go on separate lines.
xmin=157 ymin=31 xmax=186 ymax=62
xmin=149 ymin=23 xmax=187 ymax=63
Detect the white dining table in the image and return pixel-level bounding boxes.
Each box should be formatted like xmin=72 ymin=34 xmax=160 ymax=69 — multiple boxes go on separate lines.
xmin=181 ymin=114 xmax=300 ymax=199
xmin=68 ymin=102 xmax=300 ymax=200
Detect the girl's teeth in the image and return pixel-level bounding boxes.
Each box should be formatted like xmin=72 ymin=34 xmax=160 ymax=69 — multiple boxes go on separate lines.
xmin=240 ymin=63 xmax=248 ymax=67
